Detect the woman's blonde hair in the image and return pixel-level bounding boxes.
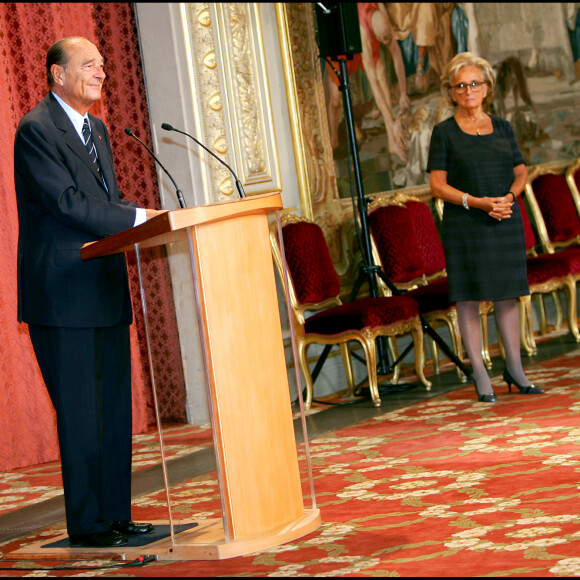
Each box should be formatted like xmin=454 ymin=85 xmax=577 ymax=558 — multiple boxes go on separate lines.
xmin=441 ymin=52 xmax=495 ymax=107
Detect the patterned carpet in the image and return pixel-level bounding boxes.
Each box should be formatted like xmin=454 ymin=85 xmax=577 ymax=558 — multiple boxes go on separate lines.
xmin=1 ymin=348 xmax=580 ymax=576
xmin=0 ymin=422 xmax=214 ymax=516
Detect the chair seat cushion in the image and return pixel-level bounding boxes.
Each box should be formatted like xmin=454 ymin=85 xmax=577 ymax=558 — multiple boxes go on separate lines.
xmin=526 ymin=254 xmax=571 ymax=285
xmin=304 ymin=295 xmax=418 ymax=336
xmin=406 ymin=278 xmax=453 ymax=314
xmin=554 ymin=246 xmax=580 ymax=274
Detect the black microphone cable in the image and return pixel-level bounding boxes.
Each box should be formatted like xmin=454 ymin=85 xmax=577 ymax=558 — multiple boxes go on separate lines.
xmin=0 ymin=554 xmax=157 ymax=571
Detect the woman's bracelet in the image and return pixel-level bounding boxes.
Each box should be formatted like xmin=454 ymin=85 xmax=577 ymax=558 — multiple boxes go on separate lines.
xmin=462 ymin=193 xmax=469 ymax=210
xmin=507 ymin=191 xmax=516 ymax=204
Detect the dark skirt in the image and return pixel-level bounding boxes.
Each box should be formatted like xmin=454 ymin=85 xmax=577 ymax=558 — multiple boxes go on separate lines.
xmin=442 ymin=201 xmax=530 ymax=302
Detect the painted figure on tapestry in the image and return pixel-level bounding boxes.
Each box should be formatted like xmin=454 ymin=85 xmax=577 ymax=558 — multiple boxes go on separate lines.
xmin=324 ymin=2 xmax=468 ymax=195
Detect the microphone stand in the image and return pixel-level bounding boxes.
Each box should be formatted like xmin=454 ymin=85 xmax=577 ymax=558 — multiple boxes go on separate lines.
xmin=125 ymin=128 xmax=187 ymax=208
xmin=313 ymin=56 xmax=470 ymax=399
xmin=335 ymin=56 xmax=394 ymax=384
xmin=161 ymin=123 xmax=246 ymax=199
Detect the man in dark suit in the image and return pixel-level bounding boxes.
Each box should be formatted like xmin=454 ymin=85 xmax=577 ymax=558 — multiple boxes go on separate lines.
xmin=14 ymin=36 xmax=163 ymax=548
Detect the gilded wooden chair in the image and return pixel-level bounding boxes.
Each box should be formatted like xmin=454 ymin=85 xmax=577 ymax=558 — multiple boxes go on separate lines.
xmin=516 ymin=193 xmax=579 ymax=349
xmin=270 ymin=214 xmax=431 ymax=411
xmin=367 ymin=193 xmax=466 ymax=381
xmin=523 ymin=164 xmax=580 ymax=342
xmin=527 ymin=164 xmax=580 ymax=253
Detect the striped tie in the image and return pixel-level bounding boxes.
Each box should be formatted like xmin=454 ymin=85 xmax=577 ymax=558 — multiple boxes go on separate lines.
xmin=82 ymin=118 xmax=98 ymax=165
xmin=82 ymin=118 xmax=107 ymax=189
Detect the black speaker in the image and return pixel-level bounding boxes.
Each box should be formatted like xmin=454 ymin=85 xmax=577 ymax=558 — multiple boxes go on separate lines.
xmin=314 ymin=3 xmax=362 ymax=59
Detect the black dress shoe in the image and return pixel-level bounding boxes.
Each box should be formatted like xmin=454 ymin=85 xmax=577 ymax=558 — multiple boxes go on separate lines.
xmin=69 ymin=530 xmax=128 ymax=547
xmin=503 ymin=369 xmax=545 ymax=394
xmin=111 ymin=520 xmax=155 ymax=535
xmin=473 ymin=377 xmax=497 ymax=403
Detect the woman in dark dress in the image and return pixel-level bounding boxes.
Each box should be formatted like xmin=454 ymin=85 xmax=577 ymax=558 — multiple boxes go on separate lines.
xmin=427 ymin=52 xmax=543 ymax=402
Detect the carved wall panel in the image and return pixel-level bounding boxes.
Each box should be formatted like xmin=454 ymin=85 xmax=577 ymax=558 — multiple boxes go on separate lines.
xmin=277 ymin=3 xmax=366 ymax=284
xmin=183 ymin=3 xmax=281 ymax=202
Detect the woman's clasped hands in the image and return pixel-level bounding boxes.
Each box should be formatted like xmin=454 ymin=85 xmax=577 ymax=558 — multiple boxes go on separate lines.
xmin=488 ymin=194 xmax=514 ymax=222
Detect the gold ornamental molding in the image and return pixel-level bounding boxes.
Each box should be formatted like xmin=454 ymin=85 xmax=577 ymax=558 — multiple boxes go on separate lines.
xmin=183 ymin=3 xmax=281 ymax=201
xmin=276 ymin=3 xmax=355 ymax=278
xmin=276 ymin=2 xmax=340 ymax=220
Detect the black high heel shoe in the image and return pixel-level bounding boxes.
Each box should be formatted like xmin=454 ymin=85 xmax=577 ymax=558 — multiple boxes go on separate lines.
xmin=473 ymin=377 xmax=497 ymax=403
xmin=503 ymin=369 xmax=544 ymax=394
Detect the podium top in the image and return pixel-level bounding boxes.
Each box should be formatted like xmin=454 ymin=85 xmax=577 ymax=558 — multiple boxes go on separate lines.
xmin=81 ymin=192 xmax=283 ymax=260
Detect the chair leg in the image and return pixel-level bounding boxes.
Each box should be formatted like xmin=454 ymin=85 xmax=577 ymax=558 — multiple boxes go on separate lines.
xmin=428 ymin=336 xmax=440 ymax=375
xmin=297 ymin=341 xmax=314 ymax=411
xmin=409 ymin=323 xmax=432 ymax=391
xmin=479 ymin=307 xmax=493 ymax=369
xmin=535 ymin=293 xmax=548 ymax=335
xmin=360 ymin=334 xmax=381 ymax=407
xmin=518 ymin=295 xmax=537 ymax=356
xmin=446 ymin=310 xmax=467 ymax=382
xmin=563 ymin=279 xmax=580 ymax=342
xmin=387 ymin=337 xmax=400 ymax=384
xmin=339 ymin=342 xmax=356 ymax=398
xmin=552 ymin=290 xmax=563 ymax=331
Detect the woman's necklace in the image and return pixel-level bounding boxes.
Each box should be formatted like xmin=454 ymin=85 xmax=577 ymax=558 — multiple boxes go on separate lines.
xmin=458 ymin=112 xmax=486 ymax=136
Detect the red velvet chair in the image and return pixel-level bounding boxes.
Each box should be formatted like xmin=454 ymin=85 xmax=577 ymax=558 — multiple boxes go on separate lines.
xmin=367 ymin=194 xmax=466 ymax=381
xmin=524 ymin=165 xmax=580 ymax=344
xmin=270 ymin=214 xmax=431 ymax=411
xmin=526 ymin=166 xmax=580 ymax=252
xmin=516 ymin=193 xmax=579 ymax=349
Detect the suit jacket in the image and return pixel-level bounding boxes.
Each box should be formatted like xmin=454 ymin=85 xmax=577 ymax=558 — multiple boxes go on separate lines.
xmin=15 ymin=92 xmax=138 ymax=327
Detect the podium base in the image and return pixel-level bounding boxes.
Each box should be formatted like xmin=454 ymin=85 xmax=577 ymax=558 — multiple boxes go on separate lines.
xmin=4 ymin=509 xmax=321 ymax=562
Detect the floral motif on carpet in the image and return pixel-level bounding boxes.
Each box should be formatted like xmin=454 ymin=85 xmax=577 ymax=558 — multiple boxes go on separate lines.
xmin=1 ymin=350 xmax=580 ymax=576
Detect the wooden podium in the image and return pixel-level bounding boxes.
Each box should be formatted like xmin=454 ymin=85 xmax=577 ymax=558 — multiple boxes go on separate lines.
xmin=15 ymin=193 xmax=319 ymax=561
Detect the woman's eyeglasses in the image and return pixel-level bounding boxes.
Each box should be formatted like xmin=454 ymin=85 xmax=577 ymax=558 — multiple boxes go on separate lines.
xmin=452 ymin=81 xmax=486 ymax=94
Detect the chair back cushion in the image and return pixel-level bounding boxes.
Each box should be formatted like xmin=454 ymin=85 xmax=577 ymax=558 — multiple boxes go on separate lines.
xmin=517 ymin=195 xmax=537 ymax=251
xmin=531 ymin=173 xmax=580 ymax=242
xmin=574 ymin=167 xmax=580 ymax=194
xmin=368 ymin=205 xmax=425 ymax=283
xmin=282 ymin=221 xmax=340 ymax=304
xmin=405 ymin=201 xmax=446 ymax=275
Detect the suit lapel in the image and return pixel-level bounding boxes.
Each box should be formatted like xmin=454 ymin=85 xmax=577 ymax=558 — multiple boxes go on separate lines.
xmin=46 ymin=94 xmax=110 ymax=196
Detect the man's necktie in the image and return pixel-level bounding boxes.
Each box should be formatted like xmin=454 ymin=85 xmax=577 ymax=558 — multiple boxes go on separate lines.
xmin=82 ymin=118 xmax=107 ymax=189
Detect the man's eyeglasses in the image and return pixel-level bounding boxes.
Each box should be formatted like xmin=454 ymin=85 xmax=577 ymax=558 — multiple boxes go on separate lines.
xmin=452 ymin=81 xmax=486 ymax=94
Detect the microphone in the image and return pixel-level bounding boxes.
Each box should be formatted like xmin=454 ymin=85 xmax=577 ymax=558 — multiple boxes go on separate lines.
xmin=161 ymin=123 xmax=245 ymax=198
xmin=124 ymin=128 xmax=187 ymax=208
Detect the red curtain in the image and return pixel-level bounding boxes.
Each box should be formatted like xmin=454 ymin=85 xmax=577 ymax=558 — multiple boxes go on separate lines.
xmin=0 ymin=3 xmax=186 ymax=471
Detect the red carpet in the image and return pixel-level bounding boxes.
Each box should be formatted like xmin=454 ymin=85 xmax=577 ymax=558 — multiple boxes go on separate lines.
xmin=1 ymin=349 xmax=580 ymax=576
